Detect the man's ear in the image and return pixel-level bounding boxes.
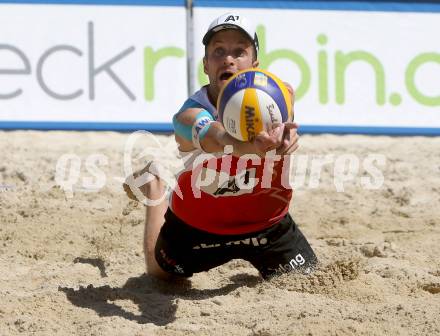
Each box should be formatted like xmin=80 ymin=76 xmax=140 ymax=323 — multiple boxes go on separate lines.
xmin=252 ymin=59 xmax=259 ymax=68
xmin=203 ymin=57 xmax=208 ymax=75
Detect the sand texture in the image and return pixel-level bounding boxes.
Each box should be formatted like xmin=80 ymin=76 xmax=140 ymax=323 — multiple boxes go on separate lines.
xmin=1 ymin=130 xmax=440 ymax=335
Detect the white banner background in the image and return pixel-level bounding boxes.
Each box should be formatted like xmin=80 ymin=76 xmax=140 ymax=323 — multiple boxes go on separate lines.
xmin=0 ymin=4 xmax=187 ymax=124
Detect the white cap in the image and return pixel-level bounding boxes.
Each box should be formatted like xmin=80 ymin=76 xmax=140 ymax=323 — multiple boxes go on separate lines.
xmin=202 ymin=12 xmax=259 ymax=53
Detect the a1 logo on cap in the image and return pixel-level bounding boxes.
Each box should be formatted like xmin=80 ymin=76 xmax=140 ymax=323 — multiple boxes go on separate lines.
xmin=203 ymin=12 xmax=258 ymax=53
xmin=224 ymin=15 xmax=240 ymax=23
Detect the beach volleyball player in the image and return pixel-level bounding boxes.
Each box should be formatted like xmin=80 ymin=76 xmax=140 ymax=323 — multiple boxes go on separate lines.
xmin=124 ymin=12 xmax=317 ymax=280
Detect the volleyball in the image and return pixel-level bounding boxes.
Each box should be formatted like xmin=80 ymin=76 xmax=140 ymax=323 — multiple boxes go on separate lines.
xmin=217 ymin=68 xmax=293 ymax=141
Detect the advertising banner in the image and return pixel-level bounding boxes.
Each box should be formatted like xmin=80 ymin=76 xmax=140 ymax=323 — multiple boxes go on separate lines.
xmin=1 ymin=1 xmax=440 ymax=134
xmin=0 ymin=2 xmax=187 ymax=130
xmin=192 ymin=3 xmax=440 ymax=134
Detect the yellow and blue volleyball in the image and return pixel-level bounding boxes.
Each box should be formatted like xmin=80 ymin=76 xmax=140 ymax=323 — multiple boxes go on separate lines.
xmin=217 ymin=68 xmax=293 ymax=142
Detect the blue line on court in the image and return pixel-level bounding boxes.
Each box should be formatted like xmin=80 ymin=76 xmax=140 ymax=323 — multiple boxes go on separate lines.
xmin=298 ymin=125 xmax=440 ymax=136
xmin=1 ymin=121 xmax=440 ymax=135
xmin=193 ymin=0 xmax=440 ymax=13
xmin=0 ymin=121 xmax=174 ymax=132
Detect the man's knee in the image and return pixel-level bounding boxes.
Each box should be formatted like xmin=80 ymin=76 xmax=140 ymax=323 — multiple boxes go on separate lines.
xmin=145 ymin=252 xmax=171 ymax=280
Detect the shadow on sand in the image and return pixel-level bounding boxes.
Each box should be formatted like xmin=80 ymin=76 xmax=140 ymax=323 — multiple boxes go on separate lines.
xmin=59 ymin=260 xmax=260 ymax=326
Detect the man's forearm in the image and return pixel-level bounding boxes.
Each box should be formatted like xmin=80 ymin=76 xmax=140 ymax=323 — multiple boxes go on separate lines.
xmin=202 ymin=122 xmax=263 ymax=157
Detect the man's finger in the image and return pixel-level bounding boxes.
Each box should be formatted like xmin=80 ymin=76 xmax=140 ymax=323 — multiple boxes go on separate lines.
xmin=283 ymin=122 xmax=299 ymax=130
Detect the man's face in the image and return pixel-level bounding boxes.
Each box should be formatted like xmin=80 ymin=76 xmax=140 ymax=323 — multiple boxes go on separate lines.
xmin=203 ymin=29 xmax=259 ymax=101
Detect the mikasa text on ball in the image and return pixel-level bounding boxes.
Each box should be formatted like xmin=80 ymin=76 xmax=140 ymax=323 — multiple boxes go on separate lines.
xmin=217 ymin=68 xmax=293 ymax=141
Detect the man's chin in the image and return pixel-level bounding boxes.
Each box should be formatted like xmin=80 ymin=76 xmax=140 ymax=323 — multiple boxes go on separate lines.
xmin=218 ymin=79 xmax=230 ymax=89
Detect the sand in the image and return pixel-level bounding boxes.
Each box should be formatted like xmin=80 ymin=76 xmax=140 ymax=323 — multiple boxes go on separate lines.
xmin=1 ymin=130 xmax=440 ymax=335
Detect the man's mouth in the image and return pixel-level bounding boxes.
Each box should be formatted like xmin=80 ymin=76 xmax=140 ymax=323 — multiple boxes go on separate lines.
xmin=219 ymin=71 xmax=234 ymax=81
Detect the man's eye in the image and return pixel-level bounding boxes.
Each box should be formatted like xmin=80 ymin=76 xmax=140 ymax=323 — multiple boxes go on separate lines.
xmin=213 ymin=48 xmax=225 ymax=57
xmin=235 ymin=49 xmax=246 ymax=57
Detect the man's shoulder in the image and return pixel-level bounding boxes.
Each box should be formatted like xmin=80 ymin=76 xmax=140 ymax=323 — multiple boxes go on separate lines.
xmin=177 ymin=86 xmax=216 ymax=118
xmin=177 ymin=98 xmax=205 ymax=115
xmin=177 ymin=87 xmax=208 ymax=114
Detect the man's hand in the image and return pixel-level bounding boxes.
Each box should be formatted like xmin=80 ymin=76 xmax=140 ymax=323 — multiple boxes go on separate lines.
xmin=276 ymin=122 xmax=299 ymax=155
xmin=254 ymin=122 xmax=299 ymax=155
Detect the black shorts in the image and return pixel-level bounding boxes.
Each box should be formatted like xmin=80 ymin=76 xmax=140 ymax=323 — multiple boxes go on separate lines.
xmin=155 ymin=209 xmax=318 ymax=279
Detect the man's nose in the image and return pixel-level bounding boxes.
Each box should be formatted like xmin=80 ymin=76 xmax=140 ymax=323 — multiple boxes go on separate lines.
xmin=223 ymin=54 xmax=235 ymax=65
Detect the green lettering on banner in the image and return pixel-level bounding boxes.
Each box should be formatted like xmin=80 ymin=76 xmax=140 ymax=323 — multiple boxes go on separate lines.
xmin=192 ymin=25 xmax=440 ymax=110
xmin=317 ymin=34 xmax=329 ymax=104
xmin=144 ymin=46 xmax=184 ymax=101
xmin=406 ymin=52 xmax=440 ymax=106
xmin=335 ymin=51 xmax=386 ymax=105
xmin=257 ymin=26 xmax=311 ymax=100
